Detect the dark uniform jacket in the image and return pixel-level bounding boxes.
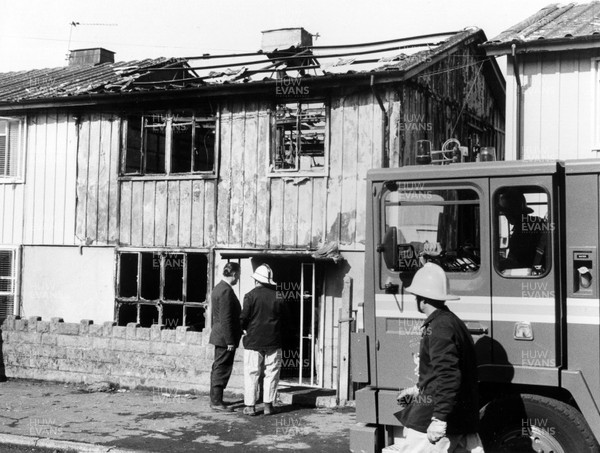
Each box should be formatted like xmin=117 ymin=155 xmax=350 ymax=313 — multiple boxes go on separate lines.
xmin=398 ymin=306 xmax=479 ymax=435
xmin=241 ymin=286 xmax=283 ymax=350
xmin=208 ymin=280 xmax=242 ymax=347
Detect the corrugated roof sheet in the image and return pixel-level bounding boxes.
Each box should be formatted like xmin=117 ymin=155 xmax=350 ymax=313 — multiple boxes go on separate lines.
xmin=486 ymin=2 xmax=600 ymax=46
xmin=0 ymin=28 xmax=489 ymax=105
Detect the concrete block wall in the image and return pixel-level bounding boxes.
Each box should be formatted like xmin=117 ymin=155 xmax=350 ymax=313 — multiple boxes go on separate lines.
xmin=0 ymin=316 xmax=244 ymax=394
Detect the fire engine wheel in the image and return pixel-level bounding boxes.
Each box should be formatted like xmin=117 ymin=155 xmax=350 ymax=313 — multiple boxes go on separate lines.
xmin=479 ymin=393 xmax=599 ymax=453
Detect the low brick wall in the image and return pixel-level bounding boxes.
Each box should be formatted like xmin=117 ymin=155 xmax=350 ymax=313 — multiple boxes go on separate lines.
xmin=0 ymin=316 xmax=244 ymax=394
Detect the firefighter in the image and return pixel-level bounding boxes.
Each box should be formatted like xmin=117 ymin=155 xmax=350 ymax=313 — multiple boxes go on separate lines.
xmin=497 ymin=188 xmax=547 ymax=273
xmin=395 ymin=262 xmax=484 ymax=453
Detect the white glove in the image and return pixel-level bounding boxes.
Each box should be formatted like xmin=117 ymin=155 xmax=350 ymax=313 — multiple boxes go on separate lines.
xmin=427 ymin=418 xmax=447 ymax=444
xmin=396 ymin=385 xmax=419 ymax=407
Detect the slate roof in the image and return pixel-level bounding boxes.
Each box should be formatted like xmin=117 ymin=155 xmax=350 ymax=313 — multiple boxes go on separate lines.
xmin=483 ymin=2 xmax=600 ymax=53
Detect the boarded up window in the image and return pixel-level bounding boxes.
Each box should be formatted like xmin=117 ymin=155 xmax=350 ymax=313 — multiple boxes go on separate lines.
xmin=122 ymin=110 xmax=217 ymax=176
xmin=0 ymin=250 xmax=15 ymax=320
xmin=0 ymin=117 xmax=24 ymax=178
xmin=271 ymin=101 xmax=327 ymax=173
xmin=116 ymin=251 xmax=208 ymax=328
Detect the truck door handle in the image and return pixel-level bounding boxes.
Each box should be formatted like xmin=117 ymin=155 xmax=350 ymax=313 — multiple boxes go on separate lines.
xmin=468 ymin=327 xmax=488 ymax=335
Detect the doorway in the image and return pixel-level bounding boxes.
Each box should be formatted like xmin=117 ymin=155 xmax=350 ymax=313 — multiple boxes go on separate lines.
xmin=230 ymin=255 xmax=322 ymax=387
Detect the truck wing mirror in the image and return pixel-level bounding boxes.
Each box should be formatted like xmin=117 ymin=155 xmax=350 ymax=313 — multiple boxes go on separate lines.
xmin=380 ymin=227 xmax=399 ymax=270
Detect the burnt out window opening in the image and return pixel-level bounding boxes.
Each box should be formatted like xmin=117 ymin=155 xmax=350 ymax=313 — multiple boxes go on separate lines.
xmin=271 ymin=101 xmax=327 ymax=173
xmin=383 ymin=185 xmax=480 ymax=273
xmin=0 ymin=249 xmax=16 ymax=321
xmin=0 ymin=117 xmax=24 ymax=179
xmin=123 ymin=110 xmax=217 ymax=175
xmin=494 ymin=186 xmax=551 ymax=278
xmin=116 ymin=251 xmax=208 ymax=330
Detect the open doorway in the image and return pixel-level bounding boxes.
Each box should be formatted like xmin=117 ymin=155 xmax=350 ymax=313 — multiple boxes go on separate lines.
xmin=236 ymin=256 xmax=323 ymax=387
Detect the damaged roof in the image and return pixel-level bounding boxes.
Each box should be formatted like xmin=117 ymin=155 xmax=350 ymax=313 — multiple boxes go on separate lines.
xmin=0 ymin=58 xmax=188 ymax=103
xmin=483 ymin=2 xmax=600 ymax=54
xmin=0 ymin=27 xmax=501 ymax=109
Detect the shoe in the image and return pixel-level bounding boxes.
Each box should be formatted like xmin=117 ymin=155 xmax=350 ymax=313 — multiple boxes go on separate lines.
xmin=210 ymin=403 xmax=234 ymax=412
xmin=243 ymin=405 xmax=257 ymax=416
xmin=264 ymin=402 xmax=279 ymax=415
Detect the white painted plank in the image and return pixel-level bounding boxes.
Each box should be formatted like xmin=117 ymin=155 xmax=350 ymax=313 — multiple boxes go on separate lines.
xmin=62 ymin=114 xmax=78 ymax=245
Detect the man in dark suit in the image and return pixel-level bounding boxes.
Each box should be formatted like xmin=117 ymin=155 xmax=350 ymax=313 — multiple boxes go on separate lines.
xmin=209 ymin=262 xmax=242 ymax=412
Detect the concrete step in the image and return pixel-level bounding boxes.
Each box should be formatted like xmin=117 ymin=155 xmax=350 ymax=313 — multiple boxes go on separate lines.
xmin=277 ymin=385 xmax=339 ymax=408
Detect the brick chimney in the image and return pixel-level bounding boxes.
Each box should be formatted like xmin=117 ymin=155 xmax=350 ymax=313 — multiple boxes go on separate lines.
xmin=68 ymin=48 xmax=115 ymax=66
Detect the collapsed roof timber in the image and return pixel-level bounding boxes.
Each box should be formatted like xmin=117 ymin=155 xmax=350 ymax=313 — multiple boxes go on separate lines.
xmin=0 ymin=27 xmax=504 ymax=113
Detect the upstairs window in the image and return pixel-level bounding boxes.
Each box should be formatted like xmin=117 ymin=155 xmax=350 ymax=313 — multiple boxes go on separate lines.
xmin=271 ymin=101 xmax=327 ymax=174
xmin=122 ymin=110 xmax=217 ymax=176
xmin=0 ymin=117 xmax=24 ymax=180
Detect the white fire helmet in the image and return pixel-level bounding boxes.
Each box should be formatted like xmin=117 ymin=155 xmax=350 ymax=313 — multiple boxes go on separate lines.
xmin=252 ymin=264 xmax=276 ymax=286
xmin=405 ymin=262 xmax=460 ymax=301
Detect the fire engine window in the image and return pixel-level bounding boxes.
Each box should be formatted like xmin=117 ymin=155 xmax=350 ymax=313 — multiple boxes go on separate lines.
xmin=494 ymin=187 xmax=550 ymax=277
xmin=384 ymin=186 xmax=480 ymax=272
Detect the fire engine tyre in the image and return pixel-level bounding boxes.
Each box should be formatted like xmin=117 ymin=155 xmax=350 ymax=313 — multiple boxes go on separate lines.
xmin=479 ymin=393 xmax=600 ymax=453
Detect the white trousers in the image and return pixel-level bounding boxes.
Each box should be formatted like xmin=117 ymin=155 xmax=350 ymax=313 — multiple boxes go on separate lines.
xmin=391 ymin=427 xmax=484 ymax=453
xmin=243 ymin=348 xmax=282 ymax=406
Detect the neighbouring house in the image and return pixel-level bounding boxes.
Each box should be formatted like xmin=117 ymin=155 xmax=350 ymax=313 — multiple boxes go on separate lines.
xmin=483 ymin=2 xmax=600 ymax=160
xmin=0 ymin=27 xmax=504 ymax=395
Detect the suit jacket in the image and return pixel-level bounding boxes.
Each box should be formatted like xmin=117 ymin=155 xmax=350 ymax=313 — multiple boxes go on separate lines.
xmin=209 ymin=280 xmax=242 ymax=347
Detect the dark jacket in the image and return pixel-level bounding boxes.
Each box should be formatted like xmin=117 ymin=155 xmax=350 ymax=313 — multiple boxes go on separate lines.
xmin=208 ymin=280 xmax=242 ymax=347
xmin=241 ymin=286 xmax=283 ymax=350
xmin=398 ymin=306 xmax=479 ymax=435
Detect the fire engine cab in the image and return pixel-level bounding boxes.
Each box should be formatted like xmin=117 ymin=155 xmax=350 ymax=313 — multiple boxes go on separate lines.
xmin=350 ymin=159 xmax=600 ymax=452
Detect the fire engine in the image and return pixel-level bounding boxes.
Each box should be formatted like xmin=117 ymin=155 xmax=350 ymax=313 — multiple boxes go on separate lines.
xmin=350 ymin=159 xmax=600 ymax=452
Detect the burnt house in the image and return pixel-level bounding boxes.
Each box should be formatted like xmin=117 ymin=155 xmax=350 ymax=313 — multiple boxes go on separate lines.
xmin=0 ymin=28 xmax=504 ymax=391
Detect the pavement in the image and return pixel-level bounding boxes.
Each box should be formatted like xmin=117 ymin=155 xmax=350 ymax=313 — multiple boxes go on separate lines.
xmin=0 ymin=379 xmax=355 ymax=452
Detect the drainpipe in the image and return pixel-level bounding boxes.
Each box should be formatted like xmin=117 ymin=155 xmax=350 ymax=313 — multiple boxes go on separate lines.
xmin=511 ymin=44 xmax=523 ymax=160
xmin=371 ymin=75 xmax=389 ymax=168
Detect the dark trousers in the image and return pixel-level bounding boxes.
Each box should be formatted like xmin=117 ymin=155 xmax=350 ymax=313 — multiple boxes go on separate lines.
xmin=210 ymin=345 xmax=236 ymax=405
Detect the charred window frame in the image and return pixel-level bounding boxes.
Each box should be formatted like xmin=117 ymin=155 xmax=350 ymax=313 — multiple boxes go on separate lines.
xmin=115 ymin=250 xmax=209 ymax=330
xmin=0 ymin=116 xmax=25 ymax=182
xmin=121 ymin=110 xmax=218 ymax=177
xmin=270 ymin=100 xmax=328 ymax=175
xmin=0 ymin=248 xmax=17 ymax=321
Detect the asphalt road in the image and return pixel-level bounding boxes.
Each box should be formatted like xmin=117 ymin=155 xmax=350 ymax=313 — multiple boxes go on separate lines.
xmin=0 ymin=446 xmax=69 ymax=453
xmin=0 ymin=379 xmax=354 ymax=452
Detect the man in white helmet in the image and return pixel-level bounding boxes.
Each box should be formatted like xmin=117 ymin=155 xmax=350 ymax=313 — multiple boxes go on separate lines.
xmin=395 ymin=262 xmax=484 ymax=453
xmin=240 ymin=264 xmax=284 ymax=416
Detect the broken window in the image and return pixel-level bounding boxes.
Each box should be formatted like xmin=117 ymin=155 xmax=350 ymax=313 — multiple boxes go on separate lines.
xmin=123 ymin=110 xmax=217 ymax=176
xmin=0 ymin=117 xmax=24 ymax=179
xmin=271 ymin=101 xmax=327 ymax=174
xmin=115 ymin=251 xmax=209 ymax=329
xmin=0 ymin=249 xmax=15 ymax=321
